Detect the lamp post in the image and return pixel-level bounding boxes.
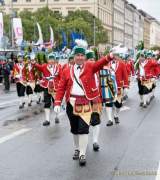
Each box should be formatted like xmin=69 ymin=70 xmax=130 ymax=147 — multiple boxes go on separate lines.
xmin=93 ymin=15 xmax=96 ymax=46
xmin=10 ymin=0 xmax=15 ymax=48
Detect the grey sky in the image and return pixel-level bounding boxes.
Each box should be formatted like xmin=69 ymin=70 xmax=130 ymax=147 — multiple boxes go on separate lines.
xmin=128 ymin=0 xmax=160 ymax=21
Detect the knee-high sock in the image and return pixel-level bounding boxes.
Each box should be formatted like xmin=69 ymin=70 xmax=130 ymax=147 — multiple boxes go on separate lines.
xmin=114 ymin=107 xmax=120 ymax=118
xmin=41 ymin=92 xmax=44 ymax=101
xmin=140 ymin=95 xmax=143 ymax=103
xmin=28 ymin=94 xmax=33 ymax=104
xmin=106 ymin=107 xmax=113 ymax=121
xmin=79 ymin=134 xmax=88 ymax=156
xmin=143 ymin=94 xmax=148 ymax=105
xmin=73 ymin=135 xmax=79 ymax=150
xmin=92 ymin=125 xmax=100 ymax=144
xmin=45 ymin=108 xmax=50 ymax=122
xmin=36 ymin=93 xmax=41 ymax=101
xmin=19 ymin=96 xmax=25 ymax=106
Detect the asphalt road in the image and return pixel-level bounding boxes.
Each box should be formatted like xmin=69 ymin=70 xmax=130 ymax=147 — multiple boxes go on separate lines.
xmin=0 ymin=81 xmax=160 ymax=180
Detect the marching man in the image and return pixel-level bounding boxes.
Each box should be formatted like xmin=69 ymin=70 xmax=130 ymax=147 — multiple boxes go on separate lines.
xmin=25 ymin=54 xmax=36 ymax=107
xmin=136 ymin=51 xmax=159 ymax=108
xmin=54 ymin=45 xmax=113 ymax=166
xmin=33 ymin=53 xmax=62 ymax=126
xmin=102 ymin=51 xmax=129 ymax=126
xmin=13 ymin=53 xmax=27 ymax=109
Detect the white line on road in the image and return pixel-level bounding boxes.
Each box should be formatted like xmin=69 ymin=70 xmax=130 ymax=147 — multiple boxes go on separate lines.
xmin=0 ymin=128 xmax=31 ymax=144
xmin=156 ymin=162 xmax=160 ymax=180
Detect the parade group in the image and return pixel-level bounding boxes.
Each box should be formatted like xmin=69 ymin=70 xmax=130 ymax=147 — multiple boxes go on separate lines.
xmin=12 ymin=39 xmax=160 ymax=166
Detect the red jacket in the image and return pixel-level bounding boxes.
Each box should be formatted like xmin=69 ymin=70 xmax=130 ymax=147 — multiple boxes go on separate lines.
xmin=13 ymin=63 xmax=26 ymax=82
xmin=125 ymin=59 xmax=135 ymax=77
xmin=137 ymin=59 xmax=159 ymax=80
xmin=25 ymin=63 xmax=35 ymax=82
xmin=35 ymin=63 xmax=62 ymax=91
xmin=54 ymin=56 xmax=111 ymax=106
xmin=110 ymin=60 xmax=129 ymax=89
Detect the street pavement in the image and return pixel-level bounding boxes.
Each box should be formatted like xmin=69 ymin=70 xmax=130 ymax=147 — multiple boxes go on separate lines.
xmin=0 ymin=81 xmax=160 ymax=180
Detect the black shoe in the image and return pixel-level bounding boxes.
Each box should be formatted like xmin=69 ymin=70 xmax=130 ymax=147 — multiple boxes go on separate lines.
xmin=28 ymin=102 xmax=32 ymax=107
xmin=55 ymin=117 xmax=60 ymax=124
xmin=139 ymin=102 xmax=143 ymax=107
xmin=79 ymin=155 xmax=86 ymax=166
xmin=93 ymin=143 xmax=100 ymax=151
xmin=37 ymin=97 xmax=41 ymax=104
xmin=114 ymin=117 xmax=120 ymax=124
xmin=19 ymin=105 xmax=23 ymax=109
xmin=19 ymin=103 xmax=25 ymax=109
xmin=143 ymin=104 xmax=147 ymax=108
xmin=146 ymin=101 xmax=150 ymax=106
xmin=106 ymin=120 xmax=113 ymax=127
xmin=43 ymin=120 xmax=50 ymax=126
xmin=73 ymin=150 xmax=80 ymax=160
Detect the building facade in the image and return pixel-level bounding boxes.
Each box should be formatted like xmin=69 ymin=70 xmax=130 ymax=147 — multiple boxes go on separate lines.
xmin=113 ymin=0 xmax=125 ymax=46
xmin=124 ymin=2 xmax=133 ymax=49
xmin=1 ymin=0 xmax=113 ymax=47
xmin=150 ymin=19 xmax=160 ymax=47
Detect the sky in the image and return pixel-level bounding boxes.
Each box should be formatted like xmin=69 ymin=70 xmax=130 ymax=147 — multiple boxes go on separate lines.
xmin=128 ymin=0 xmax=160 ymax=21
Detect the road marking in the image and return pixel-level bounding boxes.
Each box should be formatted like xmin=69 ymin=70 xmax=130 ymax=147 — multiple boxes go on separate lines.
xmin=0 ymin=128 xmax=31 ymax=144
xmin=120 ymin=106 xmax=130 ymax=112
xmin=156 ymin=162 xmax=160 ymax=180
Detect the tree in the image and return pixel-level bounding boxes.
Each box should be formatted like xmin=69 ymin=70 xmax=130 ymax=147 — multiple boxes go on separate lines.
xmin=3 ymin=8 xmax=108 ymax=47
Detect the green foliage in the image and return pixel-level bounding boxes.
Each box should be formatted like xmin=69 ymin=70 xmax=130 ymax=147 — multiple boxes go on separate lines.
xmin=136 ymin=41 xmax=144 ymax=51
xmin=3 ymin=8 xmax=108 ymax=46
xmin=150 ymin=46 xmax=160 ymax=51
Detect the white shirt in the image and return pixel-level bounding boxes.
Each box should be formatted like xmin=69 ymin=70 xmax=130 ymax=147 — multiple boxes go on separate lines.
xmin=139 ymin=61 xmax=146 ymax=77
xmin=71 ymin=64 xmax=85 ymax=96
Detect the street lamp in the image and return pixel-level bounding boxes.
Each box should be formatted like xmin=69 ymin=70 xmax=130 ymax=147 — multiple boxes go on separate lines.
xmin=93 ymin=15 xmax=96 ymax=46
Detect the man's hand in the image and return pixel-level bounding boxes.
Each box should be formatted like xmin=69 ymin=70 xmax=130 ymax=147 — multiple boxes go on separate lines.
xmin=106 ymin=53 xmax=114 ymax=61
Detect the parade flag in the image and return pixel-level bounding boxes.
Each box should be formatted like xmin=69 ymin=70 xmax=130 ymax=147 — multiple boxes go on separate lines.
xmin=61 ymin=31 xmax=67 ymax=49
xmin=35 ymin=22 xmax=43 ymax=46
xmin=70 ymin=31 xmax=76 ymax=49
xmin=49 ymin=26 xmax=54 ymax=48
xmin=0 ymin=13 xmax=3 ymax=42
xmin=13 ymin=18 xmax=23 ymax=46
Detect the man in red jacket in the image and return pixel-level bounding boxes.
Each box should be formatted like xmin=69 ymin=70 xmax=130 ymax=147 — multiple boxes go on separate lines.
xmin=34 ymin=53 xmax=62 ymax=126
xmin=137 ymin=52 xmax=159 ymax=108
xmin=13 ymin=54 xmax=26 ymax=109
xmin=25 ymin=54 xmax=36 ymax=106
xmin=54 ymin=46 xmax=113 ymax=166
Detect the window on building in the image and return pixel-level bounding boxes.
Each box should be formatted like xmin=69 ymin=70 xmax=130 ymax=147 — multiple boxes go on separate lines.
xmin=26 ymin=0 xmax=31 ymax=2
xmin=40 ymin=0 xmax=45 ymax=2
xmin=54 ymin=0 xmax=59 ymax=1
xmin=54 ymin=10 xmax=60 ymax=13
xmin=104 ymin=0 xmax=106 ymax=5
xmin=68 ymin=10 xmax=74 ymax=15
xmin=12 ymin=0 xmax=17 ymax=2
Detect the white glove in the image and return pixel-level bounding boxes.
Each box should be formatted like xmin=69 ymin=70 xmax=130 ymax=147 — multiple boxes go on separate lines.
xmin=54 ymin=106 xmax=61 ymax=114
xmin=15 ymin=75 xmax=20 ymax=79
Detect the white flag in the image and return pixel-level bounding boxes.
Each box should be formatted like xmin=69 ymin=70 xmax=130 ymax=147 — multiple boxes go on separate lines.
xmin=49 ymin=26 xmax=54 ymax=48
xmin=0 ymin=13 xmax=3 ymax=41
xmin=35 ymin=22 xmax=43 ymax=45
xmin=13 ymin=18 xmax=23 ymax=46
